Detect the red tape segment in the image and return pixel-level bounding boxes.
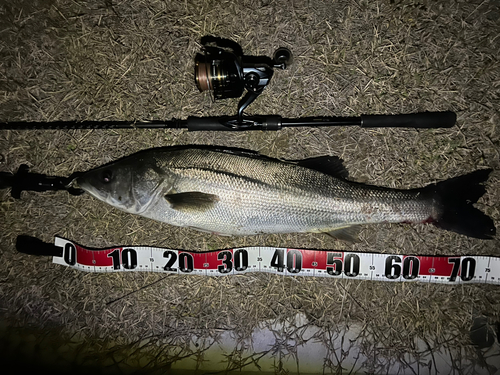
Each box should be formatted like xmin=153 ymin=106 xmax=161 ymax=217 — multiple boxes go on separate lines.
xmin=52 ymin=237 xmax=500 ymax=285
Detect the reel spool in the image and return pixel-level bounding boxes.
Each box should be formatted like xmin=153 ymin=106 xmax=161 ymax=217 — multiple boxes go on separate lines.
xmin=194 ymin=37 xmax=292 ymax=124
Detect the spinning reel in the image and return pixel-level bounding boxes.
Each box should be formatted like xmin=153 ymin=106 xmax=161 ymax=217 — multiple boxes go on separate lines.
xmin=194 ymin=36 xmax=292 ymax=126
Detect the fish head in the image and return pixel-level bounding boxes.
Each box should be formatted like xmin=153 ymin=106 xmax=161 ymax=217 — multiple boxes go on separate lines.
xmin=76 ymin=157 xmax=163 ymax=214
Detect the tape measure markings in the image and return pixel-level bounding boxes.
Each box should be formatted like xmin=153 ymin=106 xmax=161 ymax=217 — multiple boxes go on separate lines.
xmin=52 ymin=237 xmax=500 ymax=285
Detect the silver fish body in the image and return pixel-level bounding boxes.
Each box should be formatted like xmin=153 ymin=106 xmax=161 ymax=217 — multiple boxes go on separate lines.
xmin=76 ymin=146 xmax=495 ymax=239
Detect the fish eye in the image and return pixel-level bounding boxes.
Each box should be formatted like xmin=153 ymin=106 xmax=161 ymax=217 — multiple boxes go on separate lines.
xmin=101 ymin=170 xmax=113 ymax=183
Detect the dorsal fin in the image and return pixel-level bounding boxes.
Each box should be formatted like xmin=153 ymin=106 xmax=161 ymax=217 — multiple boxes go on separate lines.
xmin=295 ymin=156 xmax=349 ymax=179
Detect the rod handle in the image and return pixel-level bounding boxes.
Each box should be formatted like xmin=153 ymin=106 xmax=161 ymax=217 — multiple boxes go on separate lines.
xmin=186 ymin=117 xmax=235 ymax=131
xmin=361 ymin=111 xmax=456 ymax=128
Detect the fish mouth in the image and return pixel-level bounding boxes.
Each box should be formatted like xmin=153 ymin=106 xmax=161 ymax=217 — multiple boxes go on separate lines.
xmin=74 ymin=176 xmax=96 ymax=196
xmin=75 ymin=176 xmax=111 ymax=202
xmin=74 ymin=176 xmax=89 ymax=193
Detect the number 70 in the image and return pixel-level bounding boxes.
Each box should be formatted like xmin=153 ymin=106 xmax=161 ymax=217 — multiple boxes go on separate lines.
xmin=448 ymin=257 xmax=476 ymax=282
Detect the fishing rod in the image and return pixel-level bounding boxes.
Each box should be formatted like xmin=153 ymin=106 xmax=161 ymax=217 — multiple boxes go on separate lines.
xmin=0 ymin=112 xmax=456 ymax=131
xmin=0 ymin=37 xmax=456 ymax=131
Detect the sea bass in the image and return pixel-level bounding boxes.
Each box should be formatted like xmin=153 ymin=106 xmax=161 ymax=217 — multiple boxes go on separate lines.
xmin=76 ymin=146 xmax=495 ymax=240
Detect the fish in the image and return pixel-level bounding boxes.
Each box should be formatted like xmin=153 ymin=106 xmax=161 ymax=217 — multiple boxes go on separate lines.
xmin=76 ymin=146 xmax=496 ymax=240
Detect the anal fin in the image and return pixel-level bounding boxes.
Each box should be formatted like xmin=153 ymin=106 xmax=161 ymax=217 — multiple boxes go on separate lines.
xmin=324 ymin=225 xmax=362 ymax=242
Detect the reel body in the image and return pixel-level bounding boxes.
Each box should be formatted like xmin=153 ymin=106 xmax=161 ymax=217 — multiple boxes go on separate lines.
xmin=194 ymin=37 xmax=292 ymax=125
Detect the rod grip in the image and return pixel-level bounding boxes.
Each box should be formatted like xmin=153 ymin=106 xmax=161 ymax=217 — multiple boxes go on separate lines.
xmin=186 ymin=117 xmax=235 ymax=131
xmin=361 ymin=111 xmax=456 ymax=128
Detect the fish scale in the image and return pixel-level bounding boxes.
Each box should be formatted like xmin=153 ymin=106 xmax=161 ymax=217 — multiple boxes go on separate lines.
xmin=76 ymin=146 xmax=495 ymax=240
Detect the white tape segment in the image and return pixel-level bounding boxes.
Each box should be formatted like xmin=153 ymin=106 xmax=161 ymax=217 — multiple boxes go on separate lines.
xmin=53 ymin=237 xmax=500 ymax=285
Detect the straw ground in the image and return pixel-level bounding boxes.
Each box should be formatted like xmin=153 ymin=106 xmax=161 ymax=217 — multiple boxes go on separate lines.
xmin=1 ymin=0 xmax=499 ymax=373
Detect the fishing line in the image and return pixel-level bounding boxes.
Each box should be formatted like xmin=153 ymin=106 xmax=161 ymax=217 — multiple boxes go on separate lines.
xmin=105 ymin=275 xmax=170 ymax=306
xmin=16 ymin=236 xmax=500 ymax=285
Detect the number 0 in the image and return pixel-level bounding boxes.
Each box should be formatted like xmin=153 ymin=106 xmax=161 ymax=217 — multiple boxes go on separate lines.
xmin=64 ymin=243 xmax=76 ymax=266
xmin=344 ymin=254 xmax=360 ymax=277
xmin=234 ymin=249 xmax=248 ymax=272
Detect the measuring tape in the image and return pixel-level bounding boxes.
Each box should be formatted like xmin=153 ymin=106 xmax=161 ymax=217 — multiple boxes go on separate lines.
xmin=48 ymin=237 xmax=500 ymax=285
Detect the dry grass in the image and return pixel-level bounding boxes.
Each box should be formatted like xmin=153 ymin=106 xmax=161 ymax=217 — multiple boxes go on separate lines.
xmin=1 ymin=0 xmax=500 ymax=373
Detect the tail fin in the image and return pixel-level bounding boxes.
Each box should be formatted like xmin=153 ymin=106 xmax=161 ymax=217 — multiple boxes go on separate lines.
xmin=424 ymin=169 xmax=496 ymax=239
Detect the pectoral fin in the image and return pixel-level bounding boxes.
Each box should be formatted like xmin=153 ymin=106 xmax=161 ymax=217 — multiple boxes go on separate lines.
xmin=165 ymin=192 xmax=219 ymax=212
xmin=325 ymin=225 xmax=362 ymax=242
